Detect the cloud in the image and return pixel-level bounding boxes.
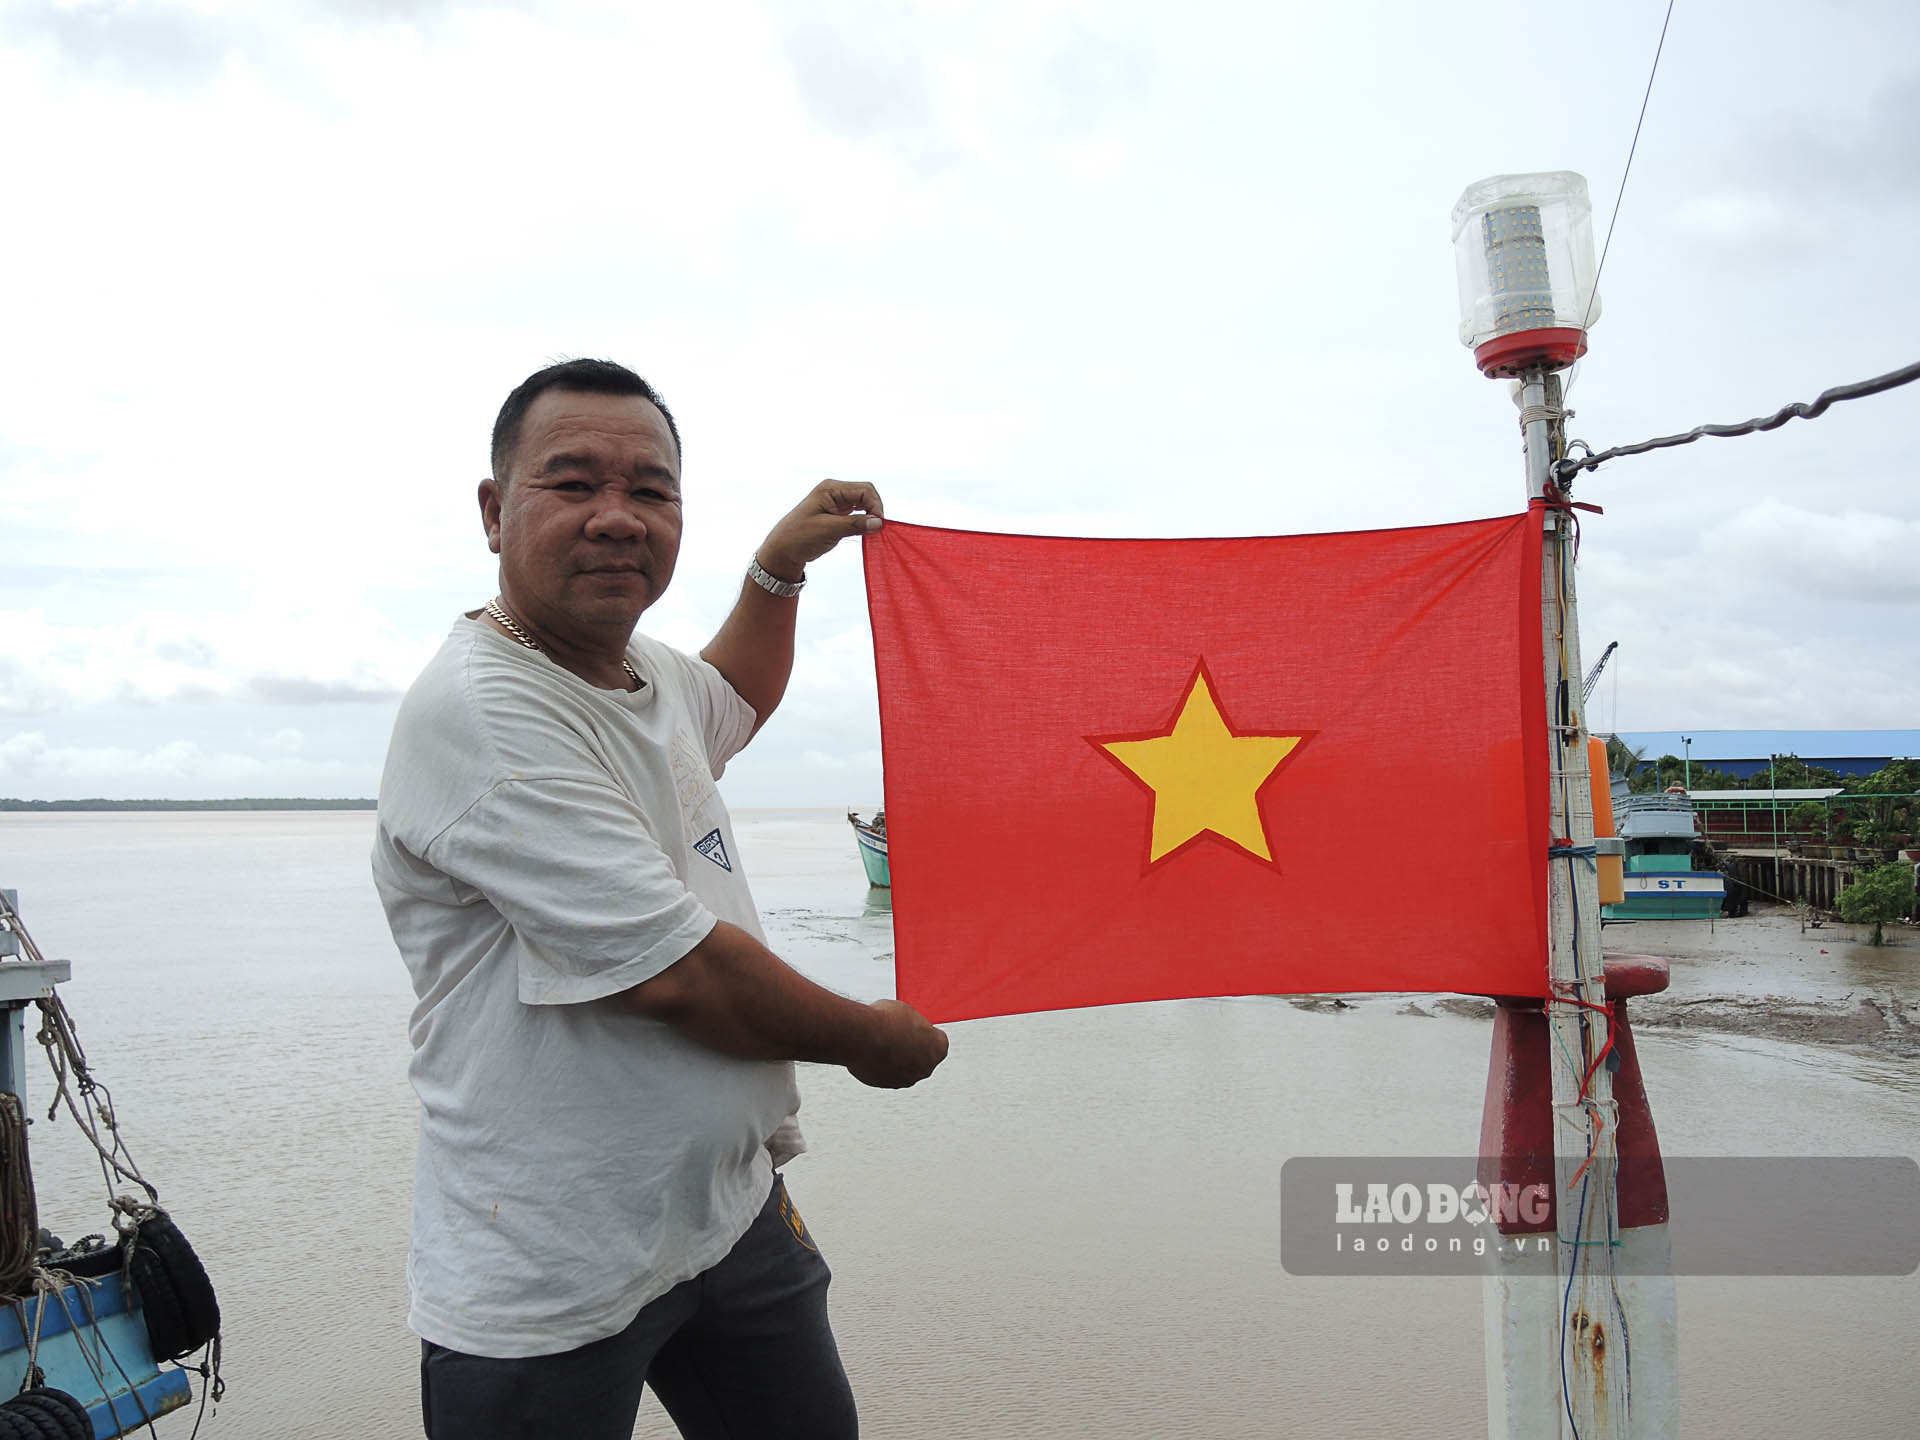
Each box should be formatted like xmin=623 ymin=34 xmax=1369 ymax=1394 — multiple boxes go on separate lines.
xmin=1672 ymin=70 xmax=1920 ymax=262
xmin=1667 ymin=192 xmax=1826 ymax=262
xmin=2 ymin=1 xmax=1914 ymax=802
xmin=0 ymin=0 xmax=532 ymax=100
xmin=264 ymin=726 xmax=305 ymax=753
xmin=308 ymin=0 xmax=525 ymax=20
xmin=0 ymin=607 xmax=424 ymax=714
xmin=0 ymin=655 xmax=65 ymax=718
xmin=1035 ymin=19 xmax=1152 ymax=138
xmin=0 ymin=729 xmax=353 ymax=790
xmin=245 ymin=675 xmax=405 ymax=705
xmin=1578 ymin=603 xmax=1920 ymax=732
xmin=1578 ymin=529 xmax=1920 ymax=736
xmin=0 ymin=0 xmax=242 ymax=88
xmin=780 ymin=1 xmax=938 ymax=145
xmin=1868 ymin=72 xmax=1920 ymax=197
xmin=152 ymin=635 xmax=219 ymax=667
xmin=1728 ymin=71 xmax=1920 ymax=204
xmin=798 ymin=748 xmax=884 ymax=772
xmin=777 ymin=2 xmax=1153 ymax=170
xmin=1699 ymin=500 xmax=1920 ymax=604
xmin=779 ymin=0 xmax=929 ymax=140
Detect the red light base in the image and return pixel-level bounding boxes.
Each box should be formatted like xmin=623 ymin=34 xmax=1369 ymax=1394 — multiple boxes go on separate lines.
xmin=1473 ymin=327 xmax=1588 ymax=378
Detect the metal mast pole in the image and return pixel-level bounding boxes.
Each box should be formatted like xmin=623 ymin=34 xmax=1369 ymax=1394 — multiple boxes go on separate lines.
xmin=1521 ymin=366 xmax=1629 ymax=1434
xmin=1771 ymin=754 xmax=1781 ymax=896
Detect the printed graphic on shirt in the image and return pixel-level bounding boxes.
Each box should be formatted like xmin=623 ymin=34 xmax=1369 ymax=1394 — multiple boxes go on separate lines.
xmin=694 ymin=828 xmax=732 ymax=872
xmin=670 ymin=726 xmax=727 ymax=850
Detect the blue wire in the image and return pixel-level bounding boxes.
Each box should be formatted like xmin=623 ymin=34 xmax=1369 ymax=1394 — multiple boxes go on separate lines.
xmin=1610 ymin=1207 xmax=1632 ymax=1422
xmin=1561 ymin=1162 xmax=1590 ymax=1439
xmin=1550 ymin=500 xmax=1612 ymax=1437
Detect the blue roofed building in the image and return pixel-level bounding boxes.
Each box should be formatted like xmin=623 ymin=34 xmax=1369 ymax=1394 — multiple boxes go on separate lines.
xmin=1612 ymin=730 xmax=1920 ymax=780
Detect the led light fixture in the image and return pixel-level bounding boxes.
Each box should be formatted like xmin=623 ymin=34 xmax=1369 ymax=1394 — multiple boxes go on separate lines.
xmin=1452 ymin=171 xmax=1600 ymax=377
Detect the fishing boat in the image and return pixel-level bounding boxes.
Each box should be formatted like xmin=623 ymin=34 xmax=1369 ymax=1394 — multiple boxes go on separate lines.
xmin=848 ymin=811 xmax=890 ymax=888
xmin=1601 ymin=786 xmax=1726 ymax=920
xmin=0 ymin=890 xmax=221 ymax=1437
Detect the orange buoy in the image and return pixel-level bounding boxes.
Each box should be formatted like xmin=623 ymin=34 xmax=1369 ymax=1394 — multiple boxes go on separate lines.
xmin=1589 ymin=736 xmax=1624 ymax=905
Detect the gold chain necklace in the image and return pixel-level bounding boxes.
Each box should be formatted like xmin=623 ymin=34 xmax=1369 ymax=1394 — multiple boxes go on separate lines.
xmin=484 ymin=597 xmax=641 ymax=689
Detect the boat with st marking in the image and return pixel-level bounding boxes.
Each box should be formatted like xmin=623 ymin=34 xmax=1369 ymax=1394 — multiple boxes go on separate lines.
xmin=1601 ymin=785 xmax=1726 ymax=920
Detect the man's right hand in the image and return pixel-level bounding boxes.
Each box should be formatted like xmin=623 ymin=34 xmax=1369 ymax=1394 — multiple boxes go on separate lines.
xmin=848 ymin=999 xmax=949 ymax=1089
xmin=621 ymin=923 xmax=950 ymax=1088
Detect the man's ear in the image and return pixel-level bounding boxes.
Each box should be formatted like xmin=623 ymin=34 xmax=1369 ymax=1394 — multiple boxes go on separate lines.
xmin=479 ymin=477 xmax=503 ymax=555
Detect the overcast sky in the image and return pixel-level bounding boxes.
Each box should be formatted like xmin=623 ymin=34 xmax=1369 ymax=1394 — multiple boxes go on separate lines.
xmin=2 ymin=0 xmax=1915 ymax=806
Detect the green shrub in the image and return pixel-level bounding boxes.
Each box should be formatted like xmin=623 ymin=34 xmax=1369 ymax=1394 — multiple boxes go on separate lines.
xmin=1838 ymin=862 xmax=1918 ymax=946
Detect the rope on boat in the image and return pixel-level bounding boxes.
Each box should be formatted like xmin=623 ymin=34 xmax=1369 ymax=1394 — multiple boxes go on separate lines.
xmin=33 ymin=991 xmax=155 ymax=1207
xmin=0 ymin=895 xmax=221 ymax=1429
xmin=0 ymin=1095 xmax=39 ymax=1298
xmin=5 ymin=1291 xmax=44 ymax=1394
xmin=34 ymin=1267 xmax=165 ymax=1438
xmin=5 ymin=1248 xmax=219 ymax=1436
xmin=178 ymin=1333 xmax=224 ymax=1438
xmin=0 ymin=892 xmax=151 ymax=1205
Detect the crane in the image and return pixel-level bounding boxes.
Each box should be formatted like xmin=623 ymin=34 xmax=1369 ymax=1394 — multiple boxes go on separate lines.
xmin=1581 ymin=640 xmax=1618 ymax=701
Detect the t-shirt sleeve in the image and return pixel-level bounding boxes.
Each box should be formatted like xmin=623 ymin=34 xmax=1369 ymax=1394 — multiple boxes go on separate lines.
xmin=651 ymin=645 xmax=755 ymax=777
xmin=427 ymin=775 xmax=717 ymax=1005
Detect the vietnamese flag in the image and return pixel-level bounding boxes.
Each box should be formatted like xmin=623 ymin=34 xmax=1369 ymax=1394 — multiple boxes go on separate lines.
xmin=862 ymin=514 xmax=1549 ymax=1023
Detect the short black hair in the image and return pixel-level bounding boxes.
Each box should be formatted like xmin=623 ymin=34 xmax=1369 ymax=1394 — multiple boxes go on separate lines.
xmin=490 ymin=358 xmax=682 ymax=484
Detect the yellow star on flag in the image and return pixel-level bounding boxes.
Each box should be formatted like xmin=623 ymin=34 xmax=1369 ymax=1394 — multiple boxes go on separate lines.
xmin=1092 ymin=662 xmax=1309 ymax=866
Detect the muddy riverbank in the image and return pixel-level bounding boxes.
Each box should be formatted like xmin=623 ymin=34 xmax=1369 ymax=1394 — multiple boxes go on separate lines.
xmin=1297 ymin=906 xmax=1920 ymax=1058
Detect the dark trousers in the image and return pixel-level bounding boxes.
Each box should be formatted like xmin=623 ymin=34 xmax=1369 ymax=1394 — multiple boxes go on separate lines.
xmin=420 ymin=1176 xmax=857 ymax=1439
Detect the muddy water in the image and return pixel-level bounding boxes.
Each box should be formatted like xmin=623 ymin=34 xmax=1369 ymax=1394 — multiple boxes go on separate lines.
xmin=1 ymin=811 xmax=1914 ymax=1438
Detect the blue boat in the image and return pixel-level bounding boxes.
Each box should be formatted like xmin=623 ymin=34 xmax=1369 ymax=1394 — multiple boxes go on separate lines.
xmin=0 ymin=890 xmax=219 ymax=1436
xmin=848 ymin=811 xmax=890 ymax=888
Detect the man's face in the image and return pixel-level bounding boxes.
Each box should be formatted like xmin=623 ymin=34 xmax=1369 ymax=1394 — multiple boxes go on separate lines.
xmin=480 ymin=389 xmax=683 ymax=640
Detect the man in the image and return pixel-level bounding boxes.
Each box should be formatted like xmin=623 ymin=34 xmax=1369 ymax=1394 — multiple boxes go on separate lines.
xmin=373 ymin=358 xmax=948 ymax=1440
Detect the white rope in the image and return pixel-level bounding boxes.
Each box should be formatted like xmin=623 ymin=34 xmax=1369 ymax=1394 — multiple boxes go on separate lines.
xmin=0 ymin=893 xmax=151 ymax=1203
xmin=35 ymin=991 xmax=154 ymax=1205
xmin=44 ymin=1269 xmax=166 ymax=1440
xmin=6 ymin=1288 xmax=48 ymax=1394
xmin=0 ymin=1095 xmax=39 ymax=1295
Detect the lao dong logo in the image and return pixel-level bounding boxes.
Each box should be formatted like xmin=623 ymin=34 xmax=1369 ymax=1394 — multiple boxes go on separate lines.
xmin=1333 ymin=1180 xmax=1551 ymax=1256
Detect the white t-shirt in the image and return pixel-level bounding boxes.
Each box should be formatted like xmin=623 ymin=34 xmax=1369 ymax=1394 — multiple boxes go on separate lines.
xmin=372 ymin=618 xmax=803 ymax=1358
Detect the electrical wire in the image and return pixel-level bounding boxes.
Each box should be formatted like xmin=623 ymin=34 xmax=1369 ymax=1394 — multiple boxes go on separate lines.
xmin=1561 ymin=1161 xmax=1591 ymax=1439
xmin=1543 ymin=489 xmax=1632 ymax=1435
xmin=1548 ymin=506 xmax=1587 ymax=1437
xmin=1556 ymin=357 xmax=1920 ymax=482
xmin=1572 ymin=0 xmax=1676 ymax=360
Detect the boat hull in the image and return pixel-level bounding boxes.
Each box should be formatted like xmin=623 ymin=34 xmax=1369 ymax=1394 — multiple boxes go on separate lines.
xmin=850 ymin=820 xmax=891 ymax=888
xmin=0 ymin=1271 xmax=194 ymax=1437
xmin=1602 ymin=871 xmax=1725 ymax=920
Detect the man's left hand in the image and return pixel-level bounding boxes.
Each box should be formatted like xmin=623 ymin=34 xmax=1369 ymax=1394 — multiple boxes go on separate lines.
xmin=755 ymin=480 xmax=884 ymax=582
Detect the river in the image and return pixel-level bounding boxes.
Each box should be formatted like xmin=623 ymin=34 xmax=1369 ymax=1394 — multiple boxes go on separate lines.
xmin=1 ymin=810 xmax=1914 ymax=1438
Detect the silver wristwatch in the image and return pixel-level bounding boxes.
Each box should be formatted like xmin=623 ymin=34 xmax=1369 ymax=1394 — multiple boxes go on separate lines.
xmin=747 ymin=556 xmax=805 ymax=598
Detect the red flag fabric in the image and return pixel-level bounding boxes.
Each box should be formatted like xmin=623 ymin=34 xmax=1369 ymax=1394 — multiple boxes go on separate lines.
xmin=863 ymin=514 xmax=1549 ymax=1023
